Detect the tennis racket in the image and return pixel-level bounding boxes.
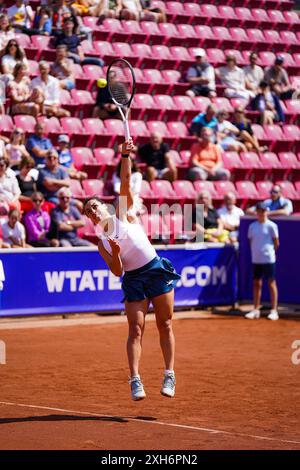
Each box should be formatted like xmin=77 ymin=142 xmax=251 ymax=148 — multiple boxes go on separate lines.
xmin=107 ymin=58 xmax=136 ymax=141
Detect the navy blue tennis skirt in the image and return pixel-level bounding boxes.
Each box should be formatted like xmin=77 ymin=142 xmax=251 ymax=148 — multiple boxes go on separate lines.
xmin=122 ymin=256 xmax=181 ymax=302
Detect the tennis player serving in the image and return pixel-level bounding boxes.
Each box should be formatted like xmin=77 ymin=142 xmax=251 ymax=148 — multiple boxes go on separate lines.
xmin=83 ymin=139 xmax=180 ymax=401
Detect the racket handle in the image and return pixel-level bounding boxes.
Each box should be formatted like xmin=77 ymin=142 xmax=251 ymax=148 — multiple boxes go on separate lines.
xmin=124 ymin=120 xmax=131 ymax=141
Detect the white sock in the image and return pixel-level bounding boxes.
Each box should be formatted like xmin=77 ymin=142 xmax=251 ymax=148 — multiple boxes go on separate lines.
xmin=131 ymin=374 xmax=140 ymax=381
xmin=165 ymin=369 xmax=175 ymax=376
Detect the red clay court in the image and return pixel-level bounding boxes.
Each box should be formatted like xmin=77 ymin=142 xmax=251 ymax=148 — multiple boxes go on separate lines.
xmin=0 ymin=312 xmax=299 ymax=450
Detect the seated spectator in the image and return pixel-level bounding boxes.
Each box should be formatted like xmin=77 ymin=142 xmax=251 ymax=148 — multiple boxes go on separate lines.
xmin=264 ymin=56 xmax=295 ymax=101
xmin=0 ymin=156 xmax=21 ymax=214
xmin=92 ymin=69 xmax=120 ymax=119
xmin=22 ymin=5 xmax=52 ymax=36
xmin=50 ymin=45 xmax=75 ymax=91
xmin=54 ymin=18 xmax=104 ymax=67
xmin=216 ymin=54 xmax=254 ymax=101
xmin=37 ymin=149 xmax=70 ymax=204
xmin=192 ymin=191 xmax=229 ymax=243
xmin=1 ymin=39 xmax=28 ymax=83
xmin=23 ymin=192 xmax=59 ymax=247
xmin=6 ymin=127 xmax=31 ymax=169
xmin=218 ymin=192 xmax=244 ymax=243
xmin=51 ymin=187 xmax=92 ymax=247
xmin=0 ymin=134 xmax=8 ymax=161
xmin=16 ymin=155 xmax=37 ymax=212
xmin=216 ymin=110 xmax=246 ymax=153
xmin=31 ymin=61 xmax=71 ymax=118
xmin=71 ymin=0 xmax=110 ymax=17
xmin=188 ymin=127 xmax=230 ymax=182
xmin=0 ymin=14 xmax=16 ymax=51
xmin=251 ymin=81 xmax=285 ymax=125
xmin=7 ymin=63 xmax=43 ymax=118
xmin=140 ymin=0 xmax=166 ymax=23
xmin=232 ymin=107 xmax=267 ymax=153
xmin=246 ymin=184 xmax=293 ymax=217
xmin=189 ymin=104 xmax=218 ymax=138
xmin=0 ymin=237 xmax=10 ymax=249
xmin=113 ymin=156 xmax=143 ymax=216
xmin=57 ymin=134 xmax=88 ymax=180
xmin=185 ymin=49 xmax=216 ymax=99
xmin=7 ymin=0 xmax=34 ymax=33
xmin=0 ymin=74 xmax=5 ymax=114
xmin=243 ymin=52 xmax=264 ymax=97
xmin=1 ymin=208 xmax=30 ymax=248
xmin=26 ymin=122 xmax=54 ymax=166
xmin=138 ymin=132 xmax=177 ymax=182
xmin=0 ymin=0 xmax=6 ymax=16
xmin=119 ymin=0 xmax=142 ymax=20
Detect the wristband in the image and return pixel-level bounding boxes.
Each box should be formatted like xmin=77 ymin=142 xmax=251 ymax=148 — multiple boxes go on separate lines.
xmin=121 ymin=154 xmax=130 ymax=158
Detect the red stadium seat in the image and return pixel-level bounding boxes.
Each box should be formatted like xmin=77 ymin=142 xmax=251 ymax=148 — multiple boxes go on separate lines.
xmin=61 ymin=117 xmax=86 ymax=146
xmin=140 ymin=21 xmax=165 ymax=45
xmin=192 ymin=96 xmax=211 ymax=113
xmin=140 ymin=213 xmax=166 ymax=241
xmin=263 ymin=30 xmax=283 ymax=53
xmin=259 ymin=51 xmax=276 ymax=68
xmin=193 ymin=181 xmax=218 ymax=199
xmin=259 ymin=152 xmax=285 ymax=180
xmin=147 ymin=120 xmax=169 ymax=138
xmin=131 ymin=43 xmax=159 ymax=69
xmin=82 ymin=118 xmax=109 ymax=147
xmin=200 ymin=4 xmax=223 ymax=27
xmin=212 ymin=26 xmax=236 ymax=49
xmin=235 ymin=181 xmax=259 ymax=207
xmin=151 ymin=44 xmax=177 ymax=70
xmin=212 ymin=97 xmax=233 ymax=113
xmin=285 ymin=101 xmax=300 ymax=124
xmin=158 ymin=22 xmax=182 ymax=46
xmin=222 ymin=152 xmax=245 ymax=180
xmin=153 ymin=95 xmax=177 ymax=121
xmin=70 ymin=89 xmax=94 ymax=118
xmin=132 ymin=93 xmax=156 ymax=120
xmin=93 ymin=41 xmax=115 ymax=63
xmin=229 ymin=27 xmax=251 ymax=50
xmin=161 ymin=69 xmax=190 ymax=95
xmin=235 ymin=7 xmax=256 ymax=28
xmin=206 ymin=48 xmax=226 ymax=66
xmin=284 ymin=10 xmax=300 ymax=32
xmin=173 ymin=95 xmax=197 ymax=121
xmin=256 ymin=180 xmax=274 ymax=200
xmin=142 ymin=69 xmax=169 ymax=94
xmin=112 ymin=42 xmax=138 ymax=67
xmin=246 ymin=29 xmax=266 ymax=51
xmin=218 ymin=5 xmax=239 ymax=27
xmin=150 ymin=180 xmax=178 ymax=204
xmin=214 ymin=181 xmax=237 ymax=199
xmin=37 ymin=116 xmax=61 ymax=143
xmin=31 ymin=35 xmax=53 ymax=60
xmin=251 ymin=9 xmax=272 ymax=28
xmin=139 ymin=180 xmax=155 ymax=206
xmin=128 ymin=120 xmax=149 ymax=143
xmin=97 ymin=18 xmax=127 ymax=42
xmin=13 ymin=115 xmax=36 ymax=133
xmin=275 ymin=180 xmax=298 ymax=200
xmin=77 ymin=216 xmax=97 ymax=244
xmin=69 ymin=179 xmax=86 ymax=200
xmin=240 ymin=152 xmax=265 ymax=181
xmin=71 ymin=147 xmax=100 ymax=179
xmin=121 ymin=20 xmax=146 ymax=44
xmin=104 ymin=119 xmax=124 ymax=145
xmin=169 ymin=46 xmax=193 ymax=70
xmin=166 ymin=1 xmax=188 ymax=24
xmin=193 ymin=25 xmax=217 ymax=48
xmin=176 ymin=24 xmax=199 ymax=47
xmin=0 ymin=115 xmax=14 ymax=136
xmin=93 ymin=148 xmax=116 ymax=178
xmin=173 ymin=180 xmax=196 ymax=204
xmin=167 ymin=122 xmax=194 ymax=149
xmin=82 ymin=179 xmax=115 ymax=202
xmin=224 ymin=49 xmax=246 ymax=65
xmin=27 ymin=59 xmax=39 ymax=77
xmin=280 ymin=31 xmax=299 ymax=53
xmin=267 ymin=10 xmax=286 ymax=29
xmin=278 ymin=152 xmax=300 ymax=180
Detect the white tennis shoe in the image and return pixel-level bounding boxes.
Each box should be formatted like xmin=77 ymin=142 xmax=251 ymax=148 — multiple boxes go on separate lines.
xmin=161 ymin=373 xmax=176 ymax=398
xmin=267 ymin=310 xmax=279 ymax=321
xmin=129 ymin=376 xmax=146 ymax=401
xmin=245 ymin=309 xmax=260 ymax=319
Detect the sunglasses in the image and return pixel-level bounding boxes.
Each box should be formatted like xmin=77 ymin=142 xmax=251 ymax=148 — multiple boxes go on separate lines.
xmin=9 ymin=43 xmax=17 ymax=47
xmin=32 ymin=199 xmax=43 ymax=203
xmin=271 ymin=190 xmax=280 ymax=194
xmin=47 ymin=156 xmax=58 ymax=160
xmin=59 ymin=196 xmax=70 ymax=200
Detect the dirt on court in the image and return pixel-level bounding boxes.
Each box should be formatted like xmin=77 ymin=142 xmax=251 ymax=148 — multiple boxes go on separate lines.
xmin=0 ymin=314 xmax=300 ymax=450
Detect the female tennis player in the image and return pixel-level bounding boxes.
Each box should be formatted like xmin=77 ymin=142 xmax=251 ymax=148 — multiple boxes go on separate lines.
xmin=83 ymin=139 xmax=180 ymax=401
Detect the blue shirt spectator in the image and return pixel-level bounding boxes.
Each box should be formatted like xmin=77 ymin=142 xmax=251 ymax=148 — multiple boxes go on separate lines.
xmin=37 ymin=150 xmax=69 ymax=202
xmin=189 ymin=105 xmax=218 ymax=138
xmin=248 ymin=218 xmax=279 ymax=264
xmin=247 ymin=184 xmax=293 ymax=216
xmin=26 ymin=123 xmax=53 ymax=166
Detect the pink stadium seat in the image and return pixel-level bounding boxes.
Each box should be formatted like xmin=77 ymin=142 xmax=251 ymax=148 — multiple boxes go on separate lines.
xmin=267 ymin=10 xmax=286 ymax=28
xmin=280 ymin=31 xmax=299 ymax=53
xmin=193 ymin=181 xmax=218 ymax=199
xmin=222 ymin=152 xmax=244 ymax=180
xmin=192 ymin=96 xmax=211 ymax=113
xmin=173 ymin=95 xmax=197 ymax=121
xmin=82 ymin=179 xmax=115 ymax=202
xmin=70 ymin=89 xmax=94 ymax=118
xmin=128 ymin=120 xmax=149 ymax=143
xmin=139 ymin=180 xmax=155 ymax=206
xmin=229 ymin=28 xmax=251 ymax=50
xmin=151 ymin=44 xmax=177 ymax=70
xmin=282 ymin=125 xmax=300 ymax=151
xmin=173 ymin=180 xmax=196 ymax=203
xmin=256 ymin=180 xmax=274 ymax=199
xmin=259 ymin=51 xmax=276 ymax=67
xmin=121 ymin=20 xmax=146 ymax=44
xmin=212 ymin=26 xmax=236 ymax=49
xmin=263 ymin=124 xmax=285 ymax=151
xmin=176 ymin=24 xmax=199 ymax=47
xmin=37 ymin=116 xmax=61 ymax=143
xmin=142 ymin=69 xmax=169 ymax=94
xmin=69 ymin=179 xmax=86 ymax=200
xmin=235 ymin=7 xmax=256 ymax=28
xmin=212 ymin=97 xmax=233 ymax=112
xmin=158 ymin=22 xmax=182 ymax=46
xmin=184 ymin=3 xmax=202 ymax=24
xmin=81 ymin=64 xmax=103 ymax=88
xmin=259 ymin=152 xmax=285 ymax=180
xmin=77 ymin=216 xmax=97 ymax=244
xmin=140 ymin=21 xmax=165 ymax=45
xmin=104 ymin=119 xmax=124 ymax=145
xmin=15 ymin=33 xmax=31 ymax=48
xmin=27 ymin=59 xmax=39 ymax=77
xmin=285 ymin=101 xmax=300 ymax=124
xmin=200 ymin=4 xmax=223 ymax=27
xmin=166 ymin=1 xmax=189 ymax=24
xmin=263 ymin=30 xmax=282 ymax=53
xmin=206 ymin=48 xmax=225 ymax=66
xmin=112 ymin=42 xmax=138 ymax=66
xmin=93 ymin=147 xmax=116 ymax=178
xmin=97 ymin=18 xmax=127 ymax=42
xmin=167 ymin=122 xmax=194 ymax=149
xmin=169 ymin=46 xmax=193 ymax=70
xmin=163 ymin=212 xmax=186 ymax=243
xmin=246 ymin=29 xmax=266 ymax=51
xmin=0 ymin=115 xmax=14 ymax=136
xmin=180 ymin=150 xmax=191 ymax=165
xmin=217 ymin=5 xmax=238 ymax=27
xmin=31 ymin=35 xmax=53 ymax=60
xmin=131 ymin=43 xmax=158 ymax=69
xmin=153 ymin=95 xmax=177 ymax=121
xmin=132 ymin=94 xmax=156 ymax=119
xmin=82 ymin=118 xmax=109 ymax=147
xmin=93 ymin=41 xmax=115 ymax=62
xmin=225 ymin=49 xmax=246 ymax=65
xmin=275 ymin=181 xmax=298 ymax=200
xmin=147 ymin=121 xmax=169 ymax=138
xmin=235 ymin=181 xmax=259 ymax=207
xmin=283 ymin=10 xmax=300 ymax=31
xmin=240 ymin=152 xmax=265 ymax=180
xmin=214 ymin=181 xmax=237 ymax=199
xmin=140 ymin=214 xmax=166 ymax=241
xmin=150 ymin=180 xmax=178 ymax=204
xmin=71 ymin=147 xmax=100 ymax=179
xmin=251 ymin=9 xmax=272 ymax=28
xmin=278 ymin=152 xmax=300 ymax=180
xmin=161 ymin=69 xmax=189 ymax=95
xmin=193 ymin=25 xmax=217 ymax=48
xmin=13 ymin=115 xmax=36 ymax=133
xmin=251 ymin=124 xmax=266 ymax=142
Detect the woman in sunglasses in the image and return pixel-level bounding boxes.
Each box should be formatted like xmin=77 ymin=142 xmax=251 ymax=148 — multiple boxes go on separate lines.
xmin=23 ymin=192 xmax=59 ymax=248
xmin=6 ymin=127 xmax=30 ymax=169
xmin=1 ymin=39 xmax=28 ymax=82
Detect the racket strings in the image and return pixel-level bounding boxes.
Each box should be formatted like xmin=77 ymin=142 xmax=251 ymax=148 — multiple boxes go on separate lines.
xmin=110 ymin=82 xmax=129 ymax=107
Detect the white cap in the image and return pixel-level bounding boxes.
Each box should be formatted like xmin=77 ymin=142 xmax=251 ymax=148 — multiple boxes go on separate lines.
xmin=193 ymin=48 xmax=206 ymax=57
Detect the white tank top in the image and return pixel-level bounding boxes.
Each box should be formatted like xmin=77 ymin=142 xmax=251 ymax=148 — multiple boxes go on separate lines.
xmin=99 ymin=216 xmax=157 ymax=272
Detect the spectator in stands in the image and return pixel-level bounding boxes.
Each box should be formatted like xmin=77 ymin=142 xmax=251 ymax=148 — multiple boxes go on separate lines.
xmin=188 ymin=127 xmax=230 ymax=182
xmin=71 ymin=0 xmax=111 ymax=17
xmin=1 ymin=208 xmax=30 ymax=248
xmin=93 ymin=70 xmax=120 ymax=120
xmin=0 ymin=74 xmax=5 ymax=114
xmin=140 ymin=0 xmax=166 ymax=23
xmin=246 ymin=184 xmax=293 ymax=217
xmin=0 ymin=0 xmax=6 ymax=16
xmin=22 ymin=5 xmax=52 ymax=36
xmin=6 ymin=127 xmax=31 ymax=170
xmin=189 ymin=104 xmax=218 ymax=139
xmin=50 ymin=45 xmax=75 ymax=91
xmin=31 ymin=61 xmax=71 ymax=118
xmin=192 ymin=191 xmax=229 ymax=243
xmin=51 ymin=0 xmax=79 ymax=33
xmin=16 ymin=155 xmax=37 ymax=212
xmin=119 ymin=0 xmax=142 ymax=20
xmin=26 ymin=122 xmax=54 ymax=167
xmin=51 ymin=187 xmax=92 ymax=247
xmin=54 ymin=18 xmax=104 ymax=67
xmin=8 ymin=63 xmax=43 ymax=118
xmin=216 ymin=110 xmax=247 ymax=153
xmin=243 ymin=52 xmax=264 ymax=97
xmin=138 ymin=132 xmax=177 ymax=182
xmin=264 ymin=56 xmax=295 ymax=101
xmin=1 ymin=39 xmax=28 ymax=83
xmin=216 ymin=54 xmax=254 ymax=101
xmin=0 ymin=156 xmax=21 ymax=213
xmin=185 ymin=49 xmax=216 ymax=99
xmin=7 ymin=0 xmax=34 ymax=33
xmin=0 ymin=135 xmax=8 ymax=161
xmin=245 ymin=202 xmax=279 ymax=321
xmin=57 ymin=134 xmax=88 ymax=180
xmin=37 ymin=149 xmax=70 ymax=203
xmin=218 ymin=192 xmax=244 ymax=243
xmin=0 ymin=14 xmax=16 ymax=51
xmin=24 ymin=192 xmax=59 ymax=247
xmin=251 ymin=80 xmax=285 ymax=125
xmin=232 ymin=107 xmax=267 ymax=153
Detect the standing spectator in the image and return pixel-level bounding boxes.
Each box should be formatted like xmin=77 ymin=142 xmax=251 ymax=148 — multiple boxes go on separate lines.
xmin=6 ymin=127 xmax=31 ymax=169
xmin=192 ymin=191 xmax=229 ymax=243
xmin=51 ymin=187 xmax=92 ymax=247
xmin=138 ymin=132 xmax=177 ymax=182
xmin=216 ymin=110 xmax=247 ymax=152
xmin=22 ymin=5 xmax=52 ymax=36
xmin=16 ymin=155 xmax=37 ymax=212
xmin=50 ymin=45 xmax=75 ymax=91
xmin=140 ymin=0 xmax=166 ymax=23
xmin=1 ymin=39 xmax=28 ymax=83
xmin=0 ymin=14 xmax=16 ymax=51
xmin=37 ymin=149 xmax=70 ymax=203
xmin=189 ymin=104 xmax=218 ymax=138
xmin=232 ymin=107 xmax=267 ymax=153
xmin=188 ymin=127 xmax=230 ymax=182
xmin=246 ymin=184 xmax=293 ymax=217
xmin=92 ymin=69 xmax=120 ymax=119
xmin=1 ymin=208 xmax=30 ymax=248
xmin=218 ymin=192 xmax=244 ymax=243
xmin=26 ymin=122 xmax=54 ymax=166
xmin=185 ymin=49 xmax=216 ymax=99
xmin=251 ymin=80 xmax=285 ymax=125
xmin=243 ymin=52 xmax=264 ymax=97
xmin=57 ymin=134 xmax=87 ymax=180
xmin=245 ymin=202 xmax=279 ymax=321
xmin=54 ymin=18 xmax=104 ymax=67
xmin=216 ymin=54 xmax=253 ymax=101
xmin=7 ymin=63 xmax=43 ymax=118
xmin=7 ymin=0 xmax=34 ymax=32
xmin=119 ymin=0 xmax=142 ymax=20
xmin=31 ymin=61 xmax=71 ymax=118
xmin=24 ymin=192 xmax=59 ymax=247
xmin=0 ymin=156 xmax=21 ymax=213
xmin=264 ymin=56 xmax=295 ymax=101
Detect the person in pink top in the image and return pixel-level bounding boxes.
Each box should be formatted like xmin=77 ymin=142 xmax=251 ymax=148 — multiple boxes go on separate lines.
xmin=23 ymin=192 xmax=59 ymax=247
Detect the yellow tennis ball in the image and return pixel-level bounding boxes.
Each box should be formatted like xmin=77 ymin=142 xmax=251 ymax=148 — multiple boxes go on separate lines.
xmin=97 ymin=78 xmax=107 ymax=88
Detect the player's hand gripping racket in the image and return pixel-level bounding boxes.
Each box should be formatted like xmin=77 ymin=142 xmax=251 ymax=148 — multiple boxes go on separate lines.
xmin=107 ymin=58 xmax=136 ymax=141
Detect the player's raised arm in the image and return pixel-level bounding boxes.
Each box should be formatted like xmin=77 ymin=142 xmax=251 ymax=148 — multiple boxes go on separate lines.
xmin=118 ymin=139 xmax=135 ymax=217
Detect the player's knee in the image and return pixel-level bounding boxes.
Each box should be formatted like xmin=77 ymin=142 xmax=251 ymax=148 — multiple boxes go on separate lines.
xmin=157 ymin=317 xmax=172 ymax=334
xmin=128 ymin=322 xmax=143 ymax=340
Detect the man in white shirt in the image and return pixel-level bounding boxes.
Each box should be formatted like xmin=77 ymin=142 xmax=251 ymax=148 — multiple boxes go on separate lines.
xmin=31 ymin=62 xmax=70 ymax=118
xmin=217 ymin=192 xmax=244 ymax=243
xmin=7 ymin=0 xmax=34 ymax=32
xmin=216 ymin=54 xmax=254 ymax=101
xmin=185 ymin=48 xmax=216 ymax=99
xmin=243 ymin=52 xmax=264 ymax=96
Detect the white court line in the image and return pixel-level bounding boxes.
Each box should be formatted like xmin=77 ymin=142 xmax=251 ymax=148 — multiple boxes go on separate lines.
xmin=0 ymin=401 xmax=300 ymax=446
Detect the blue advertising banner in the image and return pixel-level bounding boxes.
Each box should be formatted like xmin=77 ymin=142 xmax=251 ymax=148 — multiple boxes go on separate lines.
xmin=238 ymin=217 xmax=300 ymax=304
xmin=0 ymin=245 xmax=237 ymax=316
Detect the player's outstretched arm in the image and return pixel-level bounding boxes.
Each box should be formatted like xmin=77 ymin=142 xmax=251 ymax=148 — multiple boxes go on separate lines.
xmin=118 ymin=139 xmax=135 ymax=218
